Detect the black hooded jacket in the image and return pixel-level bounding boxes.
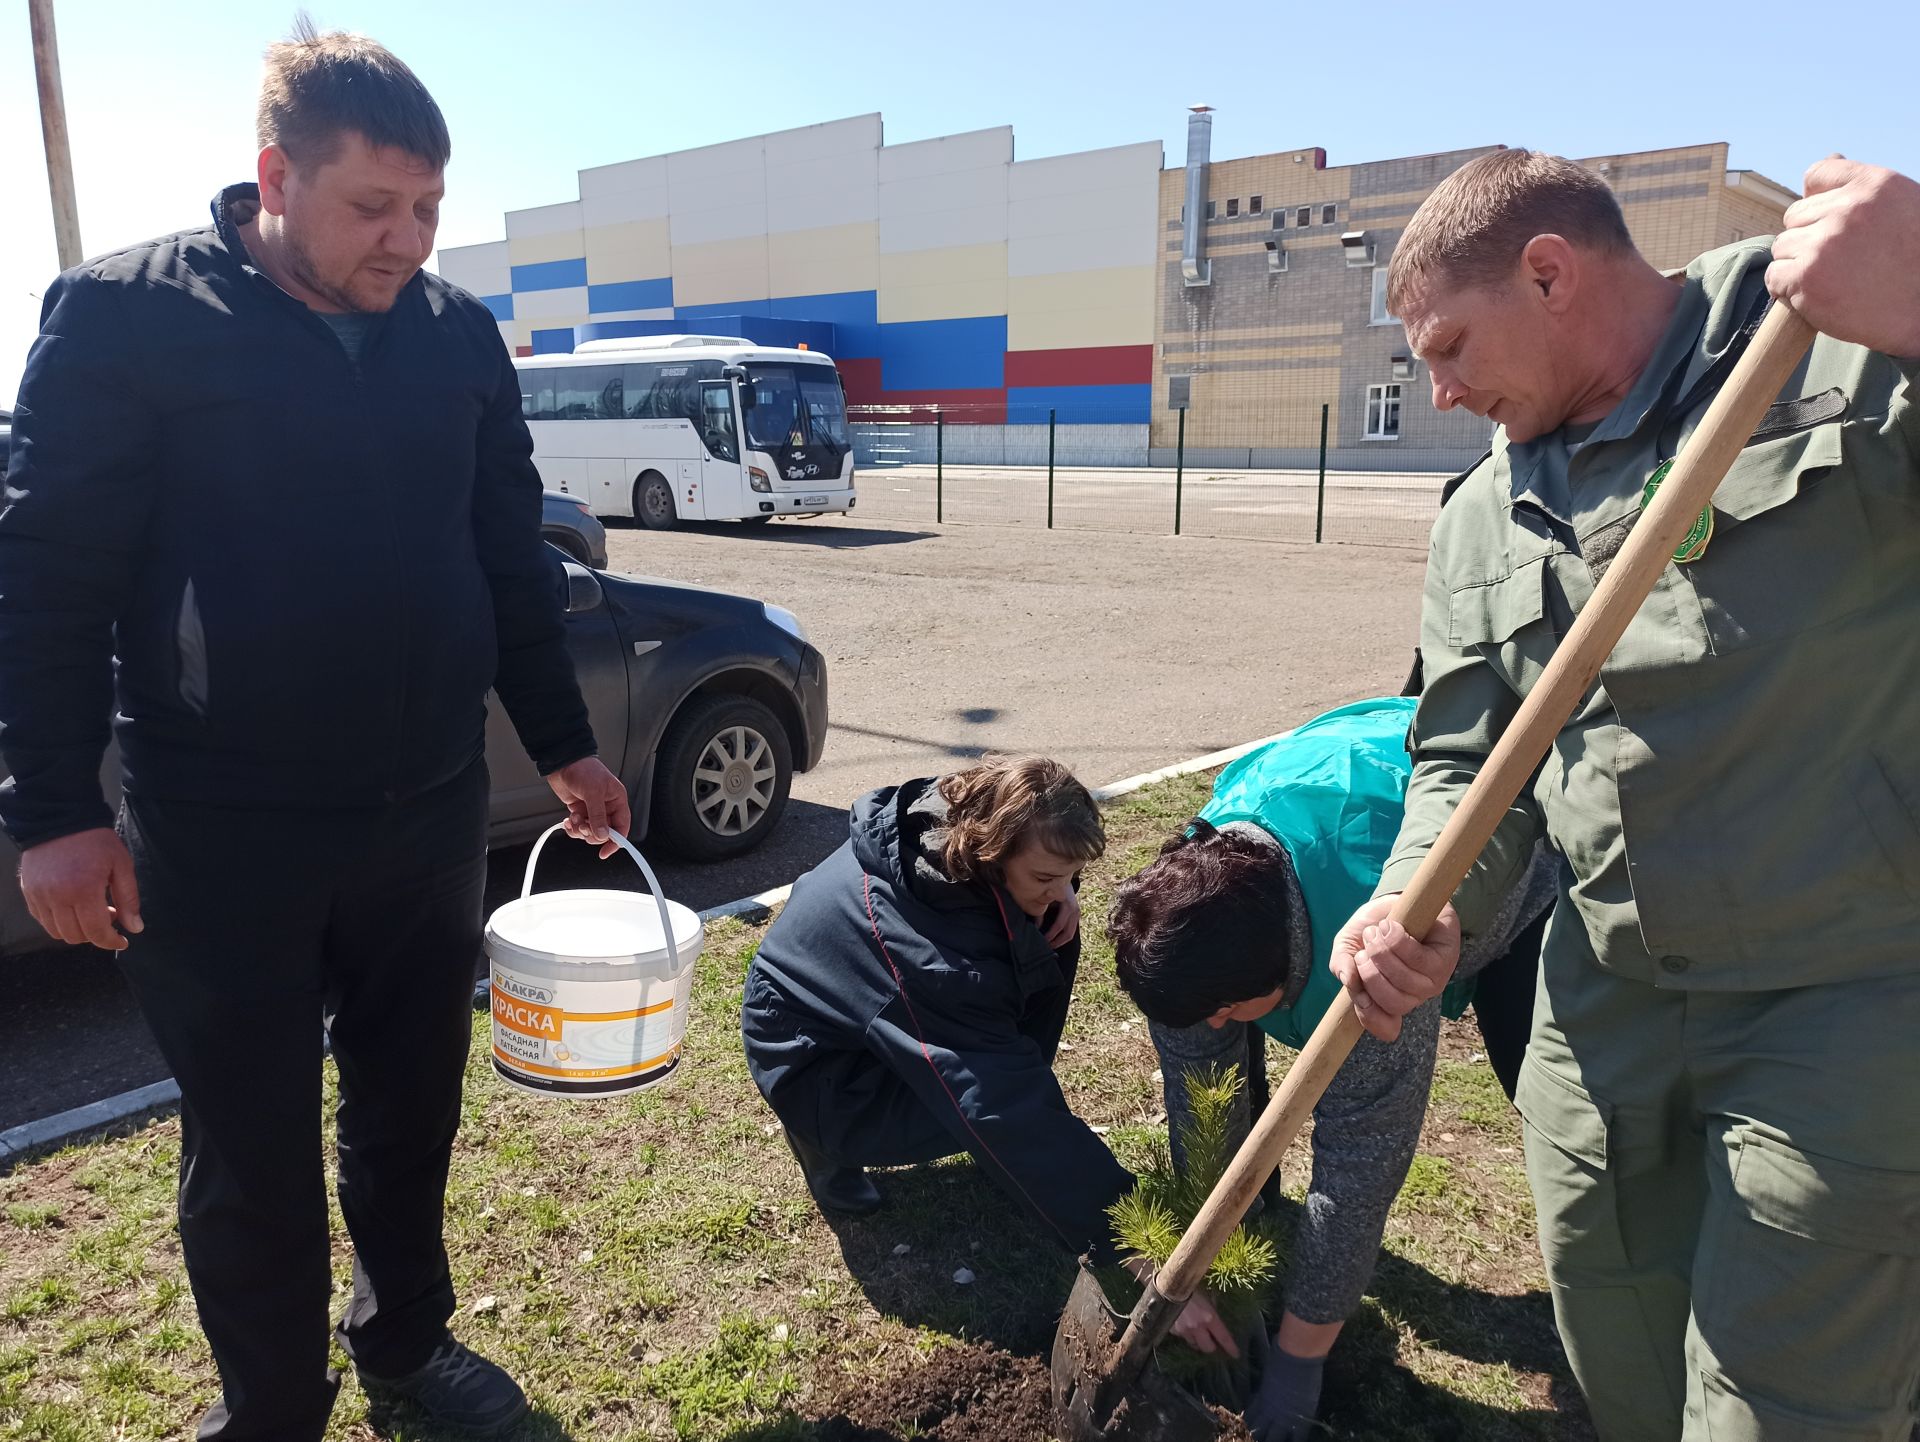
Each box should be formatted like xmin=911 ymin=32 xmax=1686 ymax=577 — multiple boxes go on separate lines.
xmin=742 ymin=778 xmax=1132 ymax=1262
xmin=0 ymin=184 xmax=594 ymax=847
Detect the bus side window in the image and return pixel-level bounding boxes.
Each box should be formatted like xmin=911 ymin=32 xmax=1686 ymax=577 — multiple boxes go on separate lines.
xmin=521 ymin=371 xmax=555 ymax=422
xmin=623 ymin=362 xmax=660 ymax=418
xmin=555 ymin=363 xmax=620 ymax=421
xmin=620 ymin=359 xmax=721 ymax=422
xmin=593 ymin=369 xmax=623 ymax=420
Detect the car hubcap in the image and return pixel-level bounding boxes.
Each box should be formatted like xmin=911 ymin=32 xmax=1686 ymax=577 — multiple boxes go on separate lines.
xmin=692 ymin=725 xmax=777 ymax=836
xmin=645 ymin=485 xmax=668 ymax=520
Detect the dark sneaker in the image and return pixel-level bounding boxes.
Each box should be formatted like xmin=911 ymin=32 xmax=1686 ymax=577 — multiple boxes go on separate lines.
xmin=359 ymin=1337 xmax=530 ymax=1436
xmin=784 ymin=1128 xmax=882 ymax=1216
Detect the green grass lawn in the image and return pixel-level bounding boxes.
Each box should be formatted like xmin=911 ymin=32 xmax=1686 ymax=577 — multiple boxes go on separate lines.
xmin=0 ymin=774 xmax=1589 ymax=1440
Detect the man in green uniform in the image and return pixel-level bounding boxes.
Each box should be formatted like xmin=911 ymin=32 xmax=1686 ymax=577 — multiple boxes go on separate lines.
xmin=1327 ymin=150 xmax=1920 ymax=1440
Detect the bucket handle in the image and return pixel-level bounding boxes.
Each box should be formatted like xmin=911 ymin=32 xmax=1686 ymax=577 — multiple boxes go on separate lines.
xmin=521 ymin=824 xmax=680 ymax=956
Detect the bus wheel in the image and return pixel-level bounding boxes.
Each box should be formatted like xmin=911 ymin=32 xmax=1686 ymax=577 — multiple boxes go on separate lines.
xmin=635 ymin=472 xmax=677 ymax=530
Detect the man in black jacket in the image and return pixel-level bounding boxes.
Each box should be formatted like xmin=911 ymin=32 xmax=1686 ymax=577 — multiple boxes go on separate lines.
xmin=0 ymin=24 xmax=627 ymax=1440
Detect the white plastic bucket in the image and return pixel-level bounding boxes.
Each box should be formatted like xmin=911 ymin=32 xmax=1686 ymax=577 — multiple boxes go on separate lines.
xmin=485 ymin=824 xmax=704 ymax=1098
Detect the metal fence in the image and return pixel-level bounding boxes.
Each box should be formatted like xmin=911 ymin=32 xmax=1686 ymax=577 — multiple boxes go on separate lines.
xmin=848 ymin=401 xmax=1452 ymax=549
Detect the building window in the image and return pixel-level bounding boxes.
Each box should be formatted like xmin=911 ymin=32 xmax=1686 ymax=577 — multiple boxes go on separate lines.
xmin=1296 ymin=205 xmax=1311 ymax=228
xmin=1322 ymin=202 xmax=1337 ymax=225
xmin=1271 ymin=211 xmax=1285 ymax=230
xmin=1250 ymin=194 xmax=1263 ymax=215
xmin=1365 ymin=383 xmax=1402 ymax=440
xmin=1226 ymin=197 xmax=1240 ymax=217
xmin=1206 ymin=199 xmax=1217 ymax=221
xmin=1369 ymin=267 xmax=1399 ymax=326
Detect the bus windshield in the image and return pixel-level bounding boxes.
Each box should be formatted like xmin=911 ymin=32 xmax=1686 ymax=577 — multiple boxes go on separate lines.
xmin=743 ymin=364 xmax=848 ymax=454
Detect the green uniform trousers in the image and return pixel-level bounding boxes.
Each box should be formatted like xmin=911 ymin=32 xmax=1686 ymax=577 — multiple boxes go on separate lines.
xmin=1516 ymin=911 xmax=1920 ymax=1441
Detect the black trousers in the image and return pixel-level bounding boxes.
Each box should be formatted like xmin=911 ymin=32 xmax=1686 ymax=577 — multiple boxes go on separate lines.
xmin=117 ymin=762 xmax=488 ymax=1442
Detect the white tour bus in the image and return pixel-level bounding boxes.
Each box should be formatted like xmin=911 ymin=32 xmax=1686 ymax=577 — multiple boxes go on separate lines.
xmin=512 ymin=335 xmax=856 ymax=529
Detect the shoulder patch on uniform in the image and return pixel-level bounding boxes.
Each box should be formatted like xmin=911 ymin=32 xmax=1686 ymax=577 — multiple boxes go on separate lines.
xmin=1750 ymin=387 xmax=1848 ymax=443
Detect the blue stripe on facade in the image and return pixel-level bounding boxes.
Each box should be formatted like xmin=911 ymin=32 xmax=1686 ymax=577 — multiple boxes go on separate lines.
xmin=675 ymin=298 xmax=773 ymax=322
xmin=769 ymin=290 xmax=876 ymax=325
xmin=573 ymin=288 xmax=1002 ymax=391
xmin=574 ymin=316 xmax=839 ymax=353
xmin=660 ymin=291 xmax=884 ymax=357
xmin=531 ymin=327 xmax=577 ymax=355
xmin=772 ymin=290 xmax=882 ymax=358
xmin=878 ymin=315 xmax=1007 ymax=391
xmin=478 ymin=293 xmax=513 ymax=322
xmin=587 ymin=277 xmax=673 ymax=312
xmin=511 ymin=257 xmax=588 ymax=292
xmin=1006 ymin=383 xmax=1153 ymax=424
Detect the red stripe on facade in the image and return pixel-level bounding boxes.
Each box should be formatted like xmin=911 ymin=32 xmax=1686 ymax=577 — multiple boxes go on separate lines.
xmin=514 ymin=345 xmax=533 ymax=357
xmin=839 ymin=358 xmax=1008 ymax=423
xmin=1003 ymin=344 xmax=1152 ymax=388
xmin=863 ymin=388 xmax=1006 ymax=424
xmin=835 ymin=356 xmax=884 ymax=402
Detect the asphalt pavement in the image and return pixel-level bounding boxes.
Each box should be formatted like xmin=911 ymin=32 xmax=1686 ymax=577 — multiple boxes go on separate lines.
xmin=1 ymin=515 xmax=1429 ymax=1132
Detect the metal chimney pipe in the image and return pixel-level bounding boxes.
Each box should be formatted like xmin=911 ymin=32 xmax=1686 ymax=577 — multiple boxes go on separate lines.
xmin=1181 ymin=105 xmax=1212 ymax=288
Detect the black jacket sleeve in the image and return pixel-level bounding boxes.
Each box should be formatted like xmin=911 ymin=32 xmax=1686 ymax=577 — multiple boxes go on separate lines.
xmin=470 ymin=330 xmax=597 ymax=774
xmin=0 ymin=271 xmax=157 ymax=848
xmin=864 ymin=965 xmax=1135 ymax=1263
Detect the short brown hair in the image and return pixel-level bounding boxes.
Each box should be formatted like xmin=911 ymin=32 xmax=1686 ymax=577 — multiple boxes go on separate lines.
xmin=1387 ymin=149 xmax=1634 ymax=315
xmin=257 ymin=14 xmax=451 ymax=171
xmin=1109 ymin=820 xmax=1294 ymax=1027
xmin=936 ymin=757 xmax=1104 ymax=884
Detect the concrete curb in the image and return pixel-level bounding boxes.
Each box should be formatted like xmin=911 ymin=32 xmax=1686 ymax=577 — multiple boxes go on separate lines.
xmin=6 ymin=736 xmax=1270 ymax=1161
xmin=697 ymin=884 xmax=793 ymax=925
xmin=1089 ymin=733 xmax=1287 ymax=803
xmin=0 ymin=1077 xmax=182 ymax=1167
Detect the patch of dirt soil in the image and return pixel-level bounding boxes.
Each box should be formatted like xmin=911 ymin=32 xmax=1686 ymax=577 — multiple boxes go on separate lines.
xmin=803 ymin=1343 xmax=1250 ymax=1442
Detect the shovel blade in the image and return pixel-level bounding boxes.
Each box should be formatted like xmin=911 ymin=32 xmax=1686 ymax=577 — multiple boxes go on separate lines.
xmin=1049 ymin=1263 xmax=1220 ymax=1442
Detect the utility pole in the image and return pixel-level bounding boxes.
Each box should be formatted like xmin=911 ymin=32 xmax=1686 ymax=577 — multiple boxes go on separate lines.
xmin=30 ymin=0 xmax=83 ymax=271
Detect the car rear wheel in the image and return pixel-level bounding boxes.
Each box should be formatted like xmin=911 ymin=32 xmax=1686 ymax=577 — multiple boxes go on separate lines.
xmin=635 ymin=472 xmax=677 ymax=531
xmin=650 ymin=693 xmax=792 ymax=860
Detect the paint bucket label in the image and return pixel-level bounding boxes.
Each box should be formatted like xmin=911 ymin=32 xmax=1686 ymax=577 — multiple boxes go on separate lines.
xmin=488 ymin=959 xmax=694 ymax=1097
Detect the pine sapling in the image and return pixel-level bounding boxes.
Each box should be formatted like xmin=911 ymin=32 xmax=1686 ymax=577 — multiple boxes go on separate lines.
xmin=1108 ymin=1063 xmax=1278 ymax=1407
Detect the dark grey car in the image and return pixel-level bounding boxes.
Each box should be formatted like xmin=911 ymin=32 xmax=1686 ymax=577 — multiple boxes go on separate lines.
xmin=0 ymin=547 xmax=828 ymax=957
xmin=541 ymin=489 xmax=608 ymax=569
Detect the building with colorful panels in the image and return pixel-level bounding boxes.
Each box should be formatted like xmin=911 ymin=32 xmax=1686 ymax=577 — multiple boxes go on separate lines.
xmin=436 ymin=114 xmax=1160 ymax=455
xmin=437 ymin=118 xmax=1792 ymax=471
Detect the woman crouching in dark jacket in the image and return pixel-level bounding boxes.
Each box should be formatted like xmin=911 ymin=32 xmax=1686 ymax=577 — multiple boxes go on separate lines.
xmin=740 ymin=757 xmax=1132 ymax=1262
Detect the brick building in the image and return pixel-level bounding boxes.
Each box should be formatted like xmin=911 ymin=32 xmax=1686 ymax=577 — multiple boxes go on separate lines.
xmin=1153 ymin=131 xmax=1796 ymax=471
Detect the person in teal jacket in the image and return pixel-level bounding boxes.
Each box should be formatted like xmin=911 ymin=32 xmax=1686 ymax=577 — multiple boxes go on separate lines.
xmin=1108 ymin=696 xmax=1555 ymax=1442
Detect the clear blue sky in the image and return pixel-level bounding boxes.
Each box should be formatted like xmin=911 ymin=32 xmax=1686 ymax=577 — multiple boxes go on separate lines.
xmin=6 ymin=0 xmax=1917 ymax=404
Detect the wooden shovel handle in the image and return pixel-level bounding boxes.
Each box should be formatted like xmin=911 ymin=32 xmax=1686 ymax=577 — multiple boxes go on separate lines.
xmin=1142 ymin=302 xmax=1816 ymax=1309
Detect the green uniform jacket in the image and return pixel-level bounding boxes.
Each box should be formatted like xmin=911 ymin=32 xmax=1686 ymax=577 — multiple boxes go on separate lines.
xmin=1379 ymin=238 xmax=1920 ymax=989
xmin=1201 ymin=696 xmax=1471 ymax=1049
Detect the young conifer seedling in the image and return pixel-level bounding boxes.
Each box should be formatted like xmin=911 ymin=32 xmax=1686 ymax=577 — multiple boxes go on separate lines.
xmin=1107 ymin=1064 xmax=1279 ymax=1408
